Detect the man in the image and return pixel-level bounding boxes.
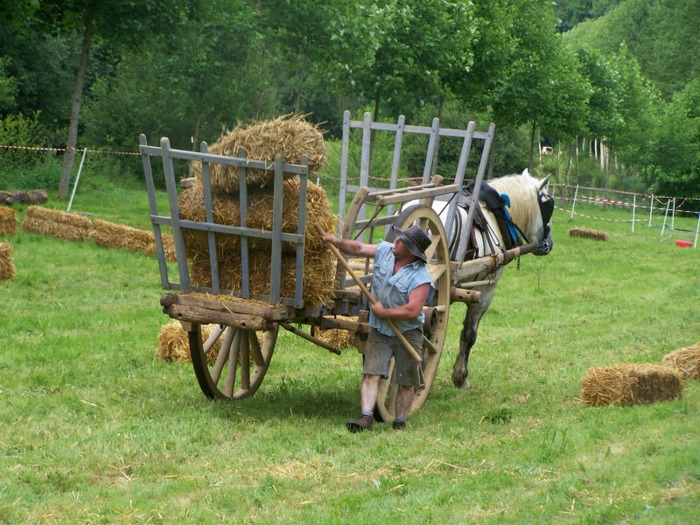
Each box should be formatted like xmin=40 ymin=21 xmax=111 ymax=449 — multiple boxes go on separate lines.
xmin=323 ymin=225 xmax=434 ymax=432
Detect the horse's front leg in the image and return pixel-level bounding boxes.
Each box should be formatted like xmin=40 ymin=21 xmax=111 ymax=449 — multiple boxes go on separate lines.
xmin=451 ymin=287 xmax=496 ymax=389
xmin=452 ymin=312 xmax=479 ymax=389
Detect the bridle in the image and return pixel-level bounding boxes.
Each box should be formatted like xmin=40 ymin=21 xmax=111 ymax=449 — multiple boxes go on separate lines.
xmin=501 ymin=187 xmax=554 ymax=246
xmin=538 ymin=191 xmax=554 ymax=239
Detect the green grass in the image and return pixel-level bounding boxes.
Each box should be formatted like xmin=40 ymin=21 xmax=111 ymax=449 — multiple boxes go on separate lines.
xmin=0 ymin=183 xmax=698 ymax=524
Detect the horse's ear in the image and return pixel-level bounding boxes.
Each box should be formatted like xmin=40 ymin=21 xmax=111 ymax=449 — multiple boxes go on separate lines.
xmin=538 ymin=175 xmax=550 ymax=192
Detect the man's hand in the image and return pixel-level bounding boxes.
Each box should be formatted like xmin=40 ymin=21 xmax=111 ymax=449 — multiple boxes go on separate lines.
xmin=371 ymin=301 xmax=388 ymax=319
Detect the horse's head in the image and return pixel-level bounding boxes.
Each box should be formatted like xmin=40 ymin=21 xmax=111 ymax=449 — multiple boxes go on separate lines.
xmin=491 ymin=169 xmax=554 ymax=256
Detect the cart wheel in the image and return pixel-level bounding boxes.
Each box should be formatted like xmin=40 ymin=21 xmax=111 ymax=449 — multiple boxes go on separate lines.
xmin=188 ymin=322 xmax=278 ymax=400
xmin=374 ymin=204 xmax=450 ymax=422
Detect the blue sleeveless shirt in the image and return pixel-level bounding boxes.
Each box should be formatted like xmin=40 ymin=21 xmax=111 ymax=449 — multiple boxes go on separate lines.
xmin=369 ymin=241 xmax=435 ymax=336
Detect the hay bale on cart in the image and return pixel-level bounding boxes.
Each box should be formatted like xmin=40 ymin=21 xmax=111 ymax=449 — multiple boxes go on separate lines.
xmin=180 ymin=116 xmax=336 ymax=306
xmin=179 ymin=179 xmax=337 ymax=306
xmin=190 ymin=114 xmax=326 ymax=194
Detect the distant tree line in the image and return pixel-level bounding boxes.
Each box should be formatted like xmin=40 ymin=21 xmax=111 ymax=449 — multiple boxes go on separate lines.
xmin=0 ymin=0 xmax=697 ymax=199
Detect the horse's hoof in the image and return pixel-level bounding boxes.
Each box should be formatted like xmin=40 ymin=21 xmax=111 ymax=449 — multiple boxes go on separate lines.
xmin=451 ymin=372 xmax=470 ymax=389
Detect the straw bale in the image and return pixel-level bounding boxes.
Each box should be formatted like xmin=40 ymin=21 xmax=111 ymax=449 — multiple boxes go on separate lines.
xmin=161 ymin=233 xmax=177 ymax=262
xmin=0 ymin=242 xmax=15 ymax=280
xmin=179 ymin=179 xmax=335 ymax=255
xmin=89 ymin=219 xmax=156 ymax=255
xmin=157 ymin=321 xmax=222 ymax=363
xmin=189 ymin=244 xmax=336 ymax=306
xmin=662 ymin=343 xmax=700 ymax=380
xmin=315 ymin=316 xmax=358 ymax=349
xmin=580 ymin=363 xmax=683 ymax=407
xmin=0 ymin=207 xmax=17 ymax=236
xmin=192 ymin=115 xmax=326 ymax=194
xmin=568 ymin=227 xmax=609 ymax=241
xmin=21 ymin=206 xmax=92 ymax=242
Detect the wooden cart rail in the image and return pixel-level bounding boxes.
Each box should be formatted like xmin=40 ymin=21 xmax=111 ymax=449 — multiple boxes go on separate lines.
xmin=160 ymin=293 xmax=294 ymax=330
xmin=338 ymin=111 xmax=495 ymax=247
xmin=139 ymin=134 xmax=311 ymax=309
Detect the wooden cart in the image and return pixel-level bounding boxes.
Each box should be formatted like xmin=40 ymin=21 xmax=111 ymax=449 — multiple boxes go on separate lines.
xmin=140 ymin=112 xmax=525 ymax=420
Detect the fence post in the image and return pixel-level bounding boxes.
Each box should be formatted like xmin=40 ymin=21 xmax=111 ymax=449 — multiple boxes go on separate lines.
xmin=631 ymin=194 xmax=636 ymax=233
xmin=693 ymin=211 xmax=699 ymax=249
xmin=660 ymin=199 xmax=670 ymax=237
xmin=570 ymin=185 xmax=579 ymax=221
xmin=671 ymin=197 xmax=676 ymax=231
xmin=647 ymin=194 xmax=654 ymax=227
xmin=67 ymin=148 xmax=88 ymax=212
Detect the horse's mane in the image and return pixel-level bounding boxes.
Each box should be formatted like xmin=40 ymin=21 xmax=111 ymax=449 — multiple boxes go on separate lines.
xmin=487 ymin=173 xmax=539 ymax=234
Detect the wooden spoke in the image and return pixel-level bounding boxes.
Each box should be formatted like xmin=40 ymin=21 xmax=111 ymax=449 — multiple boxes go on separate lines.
xmin=429 ymin=263 xmax=447 ymax=282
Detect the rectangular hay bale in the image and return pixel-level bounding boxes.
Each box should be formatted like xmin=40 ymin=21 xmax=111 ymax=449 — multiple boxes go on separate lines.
xmin=21 ymin=206 xmax=92 ymax=242
xmin=662 ymin=343 xmax=700 ymax=380
xmin=580 ymin=363 xmax=683 ymax=407
xmin=0 ymin=242 xmax=15 ymax=280
xmin=89 ymin=219 xmax=156 ymax=255
xmin=0 ymin=207 xmax=17 ymax=237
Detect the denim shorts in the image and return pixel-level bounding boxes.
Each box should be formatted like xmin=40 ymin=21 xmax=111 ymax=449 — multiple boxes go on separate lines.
xmin=363 ymin=328 xmax=424 ymax=388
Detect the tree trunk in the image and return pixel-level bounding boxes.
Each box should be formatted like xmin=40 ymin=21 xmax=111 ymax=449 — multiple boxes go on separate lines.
xmin=294 ymin=56 xmax=307 ymax=114
xmin=562 ymin=144 xmax=573 ymax=212
xmin=0 ymin=190 xmax=48 ymax=205
xmin=58 ymin=13 xmax=94 ymax=200
xmin=528 ymin=120 xmax=537 ymax=171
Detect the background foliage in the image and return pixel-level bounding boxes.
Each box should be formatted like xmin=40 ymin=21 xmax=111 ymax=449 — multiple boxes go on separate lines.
xmin=0 ymin=0 xmax=698 ymax=198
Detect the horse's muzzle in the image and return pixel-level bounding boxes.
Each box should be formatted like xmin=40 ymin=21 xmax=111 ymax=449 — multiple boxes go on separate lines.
xmin=532 ymin=234 xmax=553 ymax=256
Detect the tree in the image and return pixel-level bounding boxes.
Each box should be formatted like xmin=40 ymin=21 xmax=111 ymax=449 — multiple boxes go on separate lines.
xmin=13 ymin=0 xmax=204 ymax=199
xmin=566 ymin=0 xmax=699 ymax=100
xmin=0 ymin=58 xmax=15 ymax=110
xmin=485 ymin=1 xmax=589 ymax=168
xmin=0 ymin=25 xmax=79 ymax=142
xmin=81 ymin=1 xmax=275 ymax=155
xmin=649 ymin=80 xmax=700 ymax=196
xmin=323 ymin=0 xmax=476 ymax=122
xmin=575 ymin=47 xmax=622 ymax=142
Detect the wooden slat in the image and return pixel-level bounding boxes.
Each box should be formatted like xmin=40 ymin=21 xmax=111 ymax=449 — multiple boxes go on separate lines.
xmin=450 ymin=287 xmax=481 ymax=304
xmin=347 ymin=118 xmax=491 ymax=140
xmin=165 ymin=304 xmax=272 ymax=330
xmin=160 ymin=293 xmax=292 ymax=320
xmin=280 ymin=323 xmax=342 ymax=355
xmin=320 ymin=316 xmax=370 ymax=333
xmin=371 ymin=184 xmax=461 ymax=206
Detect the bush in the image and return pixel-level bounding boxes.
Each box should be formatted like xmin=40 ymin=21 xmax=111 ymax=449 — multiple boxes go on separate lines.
xmin=0 ymin=112 xmax=45 ymax=172
xmin=0 ymin=154 xmax=61 ymax=191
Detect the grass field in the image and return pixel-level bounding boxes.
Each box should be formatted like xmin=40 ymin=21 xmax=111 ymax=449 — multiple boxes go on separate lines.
xmin=1 ymin=180 xmax=698 ymax=524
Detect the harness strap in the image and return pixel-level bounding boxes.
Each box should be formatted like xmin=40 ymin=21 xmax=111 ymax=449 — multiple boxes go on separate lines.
xmin=458 ymin=183 xmax=523 ymax=251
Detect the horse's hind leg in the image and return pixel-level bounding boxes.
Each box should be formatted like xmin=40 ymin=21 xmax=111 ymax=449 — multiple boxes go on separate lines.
xmin=451 ymin=288 xmax=496 ymax=389
xmin=451 ymin=312 xmax=479 ymax=389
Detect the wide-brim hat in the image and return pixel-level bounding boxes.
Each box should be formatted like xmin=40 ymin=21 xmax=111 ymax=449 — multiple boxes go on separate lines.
xmin=391 ymin=224 xmax=431 ymax=263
